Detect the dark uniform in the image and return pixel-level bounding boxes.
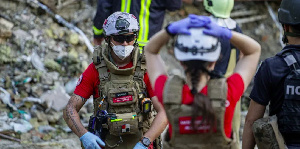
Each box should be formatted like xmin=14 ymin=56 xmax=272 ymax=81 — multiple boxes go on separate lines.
xmin=250 ymin=45 xmax=300 ymax=147
xmin=93 ymin=0 xmax=181 ymax=48
xmin=214 ymin=25 xmax=242 ymax=76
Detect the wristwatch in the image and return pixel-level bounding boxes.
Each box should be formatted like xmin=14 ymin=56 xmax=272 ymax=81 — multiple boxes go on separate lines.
xmin=141 ymin=137 xmax=151 ymax=147
xmin=165 ymin=24 xmax=176 ymax=37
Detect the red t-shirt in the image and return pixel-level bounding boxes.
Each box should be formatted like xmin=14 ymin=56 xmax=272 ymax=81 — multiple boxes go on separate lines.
xmin=154 ymin=73 xmax=244 ymax=138
xmin=74 ymin=62 xmax=154 ymax=99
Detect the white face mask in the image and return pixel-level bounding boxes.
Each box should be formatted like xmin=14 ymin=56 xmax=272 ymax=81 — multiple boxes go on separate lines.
xmin=111 ymin=42 xmax=134 ymax=60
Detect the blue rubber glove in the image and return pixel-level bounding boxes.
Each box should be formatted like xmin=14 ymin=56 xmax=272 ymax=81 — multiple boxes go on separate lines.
xmin=133 ymin=142 xmax=148 ymax=149
xmin=203 ymin=21 xmax=232 ymax=39
xmin=80 ymin=132 xmax=105 ymax=149
xmin=188 ymin=14 xmax=211 ymax=27
xmin=167 ymin=14 xmax=211 ymax=35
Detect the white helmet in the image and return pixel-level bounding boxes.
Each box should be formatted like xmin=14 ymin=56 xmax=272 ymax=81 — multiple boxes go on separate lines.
xmin=103 ymin=12 xmax=139 ymax=36
xmin=174 ymin=28 xmax=221 ymax=62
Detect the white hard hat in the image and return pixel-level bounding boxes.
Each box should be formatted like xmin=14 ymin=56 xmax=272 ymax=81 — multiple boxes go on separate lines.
xmin=174 ymin=28 xmax=221 ymax=62
xmin=103 ymin=12 xmax=139 ymax=36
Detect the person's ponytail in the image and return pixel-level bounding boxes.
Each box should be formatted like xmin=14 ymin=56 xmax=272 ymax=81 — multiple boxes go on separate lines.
xmin=183 ymin=60 xmax=216 ymax=131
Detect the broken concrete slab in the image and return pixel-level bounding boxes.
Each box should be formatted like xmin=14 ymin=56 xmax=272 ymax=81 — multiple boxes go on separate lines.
xmin=0 ymin=18 xmax=14 ymax=38
xmin=12 ymin=29 xmax=32 ymax=41
xmin=40 ymin=86 xmax=70 ymax=112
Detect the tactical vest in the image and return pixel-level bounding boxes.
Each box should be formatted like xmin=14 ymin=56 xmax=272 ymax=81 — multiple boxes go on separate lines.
xmin=92 ymin=44 xmax=154 ymax=148
xmin=162 ymin=75 xmax=238 ymax=149
xmin=277 ymin=51 xmax=300 ymax=144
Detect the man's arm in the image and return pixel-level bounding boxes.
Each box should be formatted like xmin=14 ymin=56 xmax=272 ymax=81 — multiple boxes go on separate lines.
xmin=165 ymin=0 xmax=182 ymax=11
xmin=63 ymin=94 xmax=88 ymax=137
xmin=142 ymin=96 xmax=168 ymax=143
xmin=242 ymin=100 xmax=266 ymax=149
xmin=93 ymin=0 xmax=113 ymax=45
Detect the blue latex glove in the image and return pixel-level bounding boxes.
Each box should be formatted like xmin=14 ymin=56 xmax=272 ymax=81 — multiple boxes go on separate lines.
xmin=188 ymin=14 xmax=211 ymax=27
xmin=203 ymin=21 xmax=232 ymax=39
xmin=80 ymin=132 xmax=105 ymax=149
xmin=167 ymin=14 xmax=211 ymax=35
xmin=133 ymin=142 xmax=148 ymax=149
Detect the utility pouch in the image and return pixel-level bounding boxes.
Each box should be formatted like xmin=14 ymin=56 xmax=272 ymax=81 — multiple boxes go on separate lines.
xmin=252 ymin=115 xmax=287 ymax=149
xmin=88 ymin=115 xmax=96 ymax=134
xmin=88 ymin=111 xmax=109 ymax=140
xmin=141 ymin=98 xmax=152 ymax=114
xmin=107 ymin=112 xmax=139 ymax=136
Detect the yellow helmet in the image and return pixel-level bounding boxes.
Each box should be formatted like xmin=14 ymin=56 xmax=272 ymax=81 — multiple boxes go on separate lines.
xmin=203 ymin=0 xmax=234 ymax=18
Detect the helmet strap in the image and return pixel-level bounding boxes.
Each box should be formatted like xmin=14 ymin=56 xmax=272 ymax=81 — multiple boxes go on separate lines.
xmin=282 ymin=32 xmax=288 ymax=44
xmin=105 ymin=36 xmax=110 ymax=43
xmin=282 ymin=31 xmax=300 ymax=44
xmin=285 ymin=31 xmax=300 ymax=37
xmin=282 ymin=24 xmax=288 ymax=44
xmin=282 ymin=24 xmax=300 ymax=44
xmin=107 ymin=37 xmax=113 ymax=48
xmin=133 ymin=40 xmax=138 ymax=47
xmin=133 ymin=32 xmax=139 ymax=47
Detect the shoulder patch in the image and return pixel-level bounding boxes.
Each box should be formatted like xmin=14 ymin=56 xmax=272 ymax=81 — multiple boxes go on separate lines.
xmin=225 ymin=100 xmax=230 ymax=107
xmin=77 ymin=74 xmax=83 ymax=86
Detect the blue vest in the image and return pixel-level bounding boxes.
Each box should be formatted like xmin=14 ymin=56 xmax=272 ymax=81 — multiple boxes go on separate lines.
xmin=276 ymin=50 xmax=300 ymax=144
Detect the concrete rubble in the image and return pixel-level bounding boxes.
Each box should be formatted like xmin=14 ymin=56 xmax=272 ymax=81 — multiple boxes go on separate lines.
xmin=0 ymin=0 xmax=94 ymax=148
xmin=0 ymin=0 xmax=282 ymax=148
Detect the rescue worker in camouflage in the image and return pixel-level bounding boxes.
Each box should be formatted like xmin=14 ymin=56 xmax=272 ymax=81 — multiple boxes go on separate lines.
xmin=63 ymin=12 xmax=168 ymax=149
xmin=145 ymin=15 xmax=260 ymax=148
xmin=243 ymin=0 xmax=300 ymax=148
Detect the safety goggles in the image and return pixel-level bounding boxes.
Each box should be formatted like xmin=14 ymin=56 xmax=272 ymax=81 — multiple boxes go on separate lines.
xmin=112 ymin=34 xmax=136 ymax=43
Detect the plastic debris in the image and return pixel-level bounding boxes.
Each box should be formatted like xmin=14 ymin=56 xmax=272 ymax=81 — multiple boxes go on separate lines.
xmin=12 ymin=119 xmax=33 ymax=133
xmin=31 ymin=51 xmax=46 ymax=72
xmin=22 ymin=77 xmax=32 ymax=84
xmin=38 ymin=125 xmax=56 ymax=133
xmin=0 ymin=87 xmax=18 ymax=111
xmin=61 ymin=126 xmax=72 ymax=133
xmin=16 ymin=97 xmax=42 ymax=108
xmin=0 ymin=112 xmax=12 ymax=132
xmin=18 ymin=110 xmax=31 ymax=121
xmin=11 ymin=81 xmax=19 ymax=95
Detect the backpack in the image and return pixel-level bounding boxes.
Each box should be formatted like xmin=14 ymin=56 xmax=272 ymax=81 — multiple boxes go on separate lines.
xmin=162 ymin=74 xmax=238 ymax=149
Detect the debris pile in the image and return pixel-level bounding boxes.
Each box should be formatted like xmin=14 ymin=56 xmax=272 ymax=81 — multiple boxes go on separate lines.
xmin=0 ymin=0 xmax=95 ymax=148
